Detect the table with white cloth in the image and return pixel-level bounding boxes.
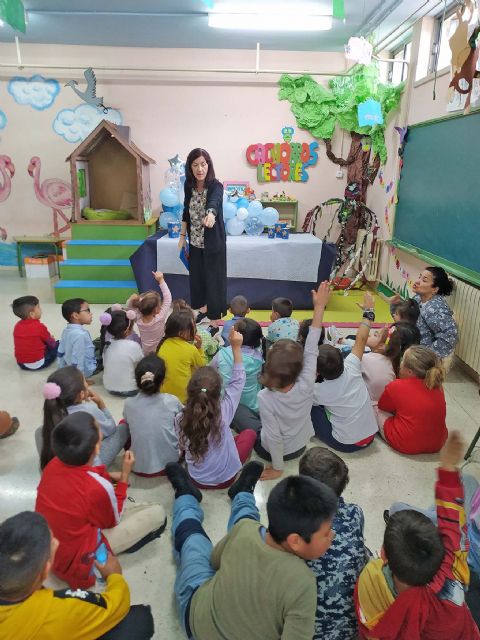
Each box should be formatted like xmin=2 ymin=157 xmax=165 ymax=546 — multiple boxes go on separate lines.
xmin=130 ymin=231 xmax=336 ymax=309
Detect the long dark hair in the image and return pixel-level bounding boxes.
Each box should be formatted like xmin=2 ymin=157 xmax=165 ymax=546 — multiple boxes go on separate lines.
xmin=100 ymin=308 xmax=134 ymax=355
xmin=426 ymin=267 xmax=454 ymax=296
xmin=185 ymin=148 xmax=216 ymax=189
xmin=179 ymin=367 xmax=222 ymax=462
xmin=382 ymin=321 xmax=421 ymax=375
xmin=135 ymin=354 xmax=166 ymax=395
xmin=234 ymin=317 xmax=266 ymax=361
xmin=41 ymin=366 xmax=85 ymax=470
xmin=159 ymin=309 xmax=195 ymax=348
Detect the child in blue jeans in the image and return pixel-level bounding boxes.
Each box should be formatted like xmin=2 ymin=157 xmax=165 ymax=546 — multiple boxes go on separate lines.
xmin=165 ymin=461 xmax=338 ymax=640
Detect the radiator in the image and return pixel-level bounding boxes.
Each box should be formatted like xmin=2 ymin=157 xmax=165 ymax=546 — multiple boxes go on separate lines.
xmin=354 ymin=230 xmax=383 ymax=281
xmin=449 ymin=277 xmax=480 ymax=374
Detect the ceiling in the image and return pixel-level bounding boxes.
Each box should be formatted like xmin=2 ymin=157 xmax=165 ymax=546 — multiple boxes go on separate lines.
xmin=0 ymin=0 xmax=417 ymax=51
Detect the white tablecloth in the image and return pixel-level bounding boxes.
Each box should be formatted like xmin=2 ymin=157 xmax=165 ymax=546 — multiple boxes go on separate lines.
xmin=157 ymin=234 xmax=323 ymax=282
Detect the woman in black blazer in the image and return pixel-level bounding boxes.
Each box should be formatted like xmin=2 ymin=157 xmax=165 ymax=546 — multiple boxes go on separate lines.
xmin=178 ymin=148 xmax=227 ymax=324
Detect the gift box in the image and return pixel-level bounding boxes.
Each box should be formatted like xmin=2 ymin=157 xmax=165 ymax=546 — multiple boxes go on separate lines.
xmin=24 ymin=254 xmax=57 ymax=278
xmin=168 ymin=221 xmax=181 ymax=238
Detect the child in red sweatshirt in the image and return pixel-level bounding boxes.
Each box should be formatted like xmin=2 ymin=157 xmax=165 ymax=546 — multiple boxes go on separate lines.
xmin=12 ymin=295 xmax=58 ymax=370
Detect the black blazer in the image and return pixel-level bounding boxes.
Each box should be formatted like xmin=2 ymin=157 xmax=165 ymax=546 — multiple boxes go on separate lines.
xmin=183 ymin=178 xmax=226 ymax=253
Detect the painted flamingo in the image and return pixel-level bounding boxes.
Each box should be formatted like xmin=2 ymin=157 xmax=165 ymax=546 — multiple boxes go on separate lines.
xmin=27 ymin=156 xmax=72 ymax=236
xmin=0 ymin=155 xmax=15 ymax=240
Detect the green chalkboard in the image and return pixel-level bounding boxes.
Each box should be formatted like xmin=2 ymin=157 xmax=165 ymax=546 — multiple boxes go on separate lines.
xmin=393 ymin=109 xmax=480 ymax=284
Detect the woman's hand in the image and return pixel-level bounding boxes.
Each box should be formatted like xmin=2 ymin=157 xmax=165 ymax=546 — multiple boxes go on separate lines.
xmin=203 ymin=212 xmax=216 ymax=228
xmin=178 ymin=235 xmax=186 ymax=251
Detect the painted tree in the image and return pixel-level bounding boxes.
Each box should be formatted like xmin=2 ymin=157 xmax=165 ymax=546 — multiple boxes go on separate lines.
xmin=279 ymin=66 xmax=403 ymax=253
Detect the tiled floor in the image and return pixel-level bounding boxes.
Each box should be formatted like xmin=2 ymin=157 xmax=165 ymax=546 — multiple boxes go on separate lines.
xmin=1 ymin=271 xmax=479 ymax=639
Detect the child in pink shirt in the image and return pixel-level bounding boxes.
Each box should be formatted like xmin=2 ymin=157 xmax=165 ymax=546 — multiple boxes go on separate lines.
xmin=127 ymin=271 xmax=172 ymax=354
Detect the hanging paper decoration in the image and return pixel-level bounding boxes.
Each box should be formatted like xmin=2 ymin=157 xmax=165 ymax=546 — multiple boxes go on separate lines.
xmin=358 ymin=99 xmax=384 ymax=127
xmin=345 ymin=37 xmax=372 ymax=65
xmin=332 ymin=0 xmax=345 ymax=20
xmin=0 ymin=0 xmax=26 ymax=33
xmin=65 ymin=68 xmax=111 ymax=114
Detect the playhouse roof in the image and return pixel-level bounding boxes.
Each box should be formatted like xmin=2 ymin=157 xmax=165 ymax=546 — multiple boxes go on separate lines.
xmin=66 ymin=120 xmax=156 ymax=164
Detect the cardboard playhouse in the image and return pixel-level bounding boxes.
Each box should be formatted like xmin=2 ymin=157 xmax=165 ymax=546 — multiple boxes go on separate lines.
xmin=67 ymin=120 xmax=155 ymax=224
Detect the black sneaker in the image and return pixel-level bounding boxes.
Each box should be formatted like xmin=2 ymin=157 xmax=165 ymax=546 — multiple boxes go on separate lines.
xmin=228 ymin=461 xmax=264 ymax=500
xmin=196 ymin=311 xmax=208 ymax=324
xmin=208 ymin=326 xmax=219 ymax=337
xmin=165 ymin=462 xmax=202 ymax=502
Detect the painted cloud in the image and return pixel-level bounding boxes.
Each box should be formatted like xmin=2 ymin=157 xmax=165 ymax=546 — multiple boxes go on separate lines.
xmin=8 ymin=75 xmax=60 ymax=110
xmin=0 ymin=110 xmax=6 ymax=129
xmin=53 ymin=104 xmax=123 ymax=143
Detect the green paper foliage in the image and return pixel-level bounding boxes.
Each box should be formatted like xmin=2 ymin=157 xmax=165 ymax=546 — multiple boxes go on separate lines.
xmin=0 ymin=0 xmax=26 ymax=33
xmin=278 ymin=66 xmax=404 ymax=164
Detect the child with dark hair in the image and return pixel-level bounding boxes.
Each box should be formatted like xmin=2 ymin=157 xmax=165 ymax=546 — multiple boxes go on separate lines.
xmin=298 ymin=318 xmax=325 ymax=348
xmin=157 ymin=309 xmax=206 ymax=402
xmin=0 ymin=510 xmax=155 ymax=639
xmin=35 ymin=412 xmax=166 ymax=589
xmin=257 ymin=282 xmax=330 ymax=481
xmin=11 ymin=295 xmax=58 ymax=370
xmin=100 ymin=307 xmax=143 ymax=396
xmin=37 ymin=366 xmax=128 ymax=470
xmin=176 ymin=328 xmax=256 ymax=489
xmin=267 ymin=296 xmax=300 ymax=345
xmin=299 ymin=447 xmax=369 ymax=640
xmin=221 ymin=294 xmax=250 ymax=346
xmin=164 ymin=460 xmax=337 ymax=640
xmin=172 ymin=299 xmax=219 ymax=362
xmin=57 ymin=298 xmax=96 ymax=380
xmin=355 ymin=431 xmax=480 ymax=639
xmin=212 ymin=317 xmax=265 ymax=434
xmin=312 ymin=292 xmax=378 ymax=453
xmin=123 ymin=354 xmax=182 ymax=477
xmin=126 ymin=271 xmax=172 ymax=354
xmin=392 ymin=298 xmax=421 ymax=325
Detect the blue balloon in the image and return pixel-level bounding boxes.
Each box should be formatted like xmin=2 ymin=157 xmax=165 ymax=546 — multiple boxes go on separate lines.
xmin=260 ymin=206 xmax=279 ymax=227
xmin=236 ymin=197 xmax=249 ymax=209
xmin=244 ymin=216 xmax=265 ymax=236
xmin=226 ymin=217 xmax=245 ymax=235
xmin=247 ymin=200 xmax=263 ymax=217
xmin=160 ymin=211 xmax=179 ymax=229
xmin=223 ymin=201 xmax=237 ymax=220
xmin=160 ymin=187 xmax=180 ymax=207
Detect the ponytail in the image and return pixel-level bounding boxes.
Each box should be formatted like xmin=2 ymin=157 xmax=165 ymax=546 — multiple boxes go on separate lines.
xmin=424 ymin=365 xmax=445 ymax=390
xmin=99 ymin=307 xmax=135 ymax=356
xmin=384 ymin=322 xmax=421 ymax=376
xmin=402 ymin=345 xmax=445 ymax=390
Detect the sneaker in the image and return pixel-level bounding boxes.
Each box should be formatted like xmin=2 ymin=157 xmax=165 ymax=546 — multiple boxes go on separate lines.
xmin=165 ymin=462 xmax=202 ymax=502
xmin=228 ymin=461 xmax=264 ymax=500
xmin=208 ymin=326 xmax=219 ymax=337
xmin=195 ymin=311 xmax=209 ymax=324
xmin=324 ymin=325 xmax=341 ymax=346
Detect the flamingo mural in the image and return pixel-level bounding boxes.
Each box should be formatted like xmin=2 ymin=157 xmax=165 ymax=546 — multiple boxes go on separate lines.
xmin=0 ymin=155 xmax=15 ymax=241
xmin=27 ymin=156 xmax=72 ymax=236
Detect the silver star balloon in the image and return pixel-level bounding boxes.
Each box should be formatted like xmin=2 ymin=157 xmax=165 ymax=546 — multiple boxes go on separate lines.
xmin=168 ymin=154 xmax=185 ymax=174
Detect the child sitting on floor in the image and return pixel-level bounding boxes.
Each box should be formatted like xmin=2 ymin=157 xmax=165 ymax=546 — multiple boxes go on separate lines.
xmin=377 ymin=344 xmax=447 ymax=454
xmin=100 ymin=307 xmax=144 ymax=397
xmin=267 ymin=296 xmax=300 ymax=346
xmin=257 ymin=282 xmax=329 ymax=481
xmin=172 ymin=299 xmax=219 ymax=362
xmin=164 ymin=460 xmax=338 ymax=640
xmin=12 ymin=295 xmax=58 ymax=371
xmin=221 ymin=295 xmax=250 ymax=346
xmin=355 ymin=431 xmax=480 ymax=639
xmin=35 ymin=412 xmax=166 ymax=589
xmin=57 ymin=298 xmax=96 ymax=381
xmin=123 ymin=354 xmax=182 ymax=477
xmin=311 ymin=292 xmax=378 ymax=454
xmin=0 ymin=511 xmax=155 ymax=640
xmin=127 ymin=271 xmax=172 ymax=354
xmin=157 ymin=309 xmax=206 ymax=402
xmin=176 ymin=328 xmax=257 ymax=489
xmin=299 ymin=447 xmax=369 ymax=640
xmin=211 ymin=317 xmax=264 ymax=434
xmin=37 ymin=366 xmax=128 ymax=469
xmin=298 ymin=318 xmax=325 ymax=349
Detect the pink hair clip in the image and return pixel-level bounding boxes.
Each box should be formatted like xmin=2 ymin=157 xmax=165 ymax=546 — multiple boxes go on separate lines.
xmin=99 ymin=312 xmax=112 ymax=326
xmin=126 ymin=309 xmax=136 ymax=321
xmin=43 ymin=382 xmax=62 ymax=400
xmin=111 ymin=303 xmax=122 ymax=311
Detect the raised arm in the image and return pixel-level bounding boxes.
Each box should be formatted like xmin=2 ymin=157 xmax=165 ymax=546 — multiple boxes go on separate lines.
xmin=352 ymin=292 xmax=375 ymax=361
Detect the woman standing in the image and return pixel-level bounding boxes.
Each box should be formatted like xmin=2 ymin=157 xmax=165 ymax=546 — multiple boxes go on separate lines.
xmin=178 ymin=148 xmax=227 ymax=326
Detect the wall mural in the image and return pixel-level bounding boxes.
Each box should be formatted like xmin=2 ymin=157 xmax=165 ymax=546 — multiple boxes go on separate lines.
xmin=53 ymin=103 xmax=122 ymax=143
xmin=0 ymin=154 xmax=16 ymax=265
xmin=0 ymin=110 xmax=6 ymax=131
xmin=8 ymin=75 xmax=60 ymax=110
xmin=27 ymin=156 xmax=72 ymax=236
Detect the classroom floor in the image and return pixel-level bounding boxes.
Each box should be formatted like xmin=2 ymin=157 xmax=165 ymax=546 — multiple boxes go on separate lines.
xmin=1 ymin=270 xmax=479 ymax=639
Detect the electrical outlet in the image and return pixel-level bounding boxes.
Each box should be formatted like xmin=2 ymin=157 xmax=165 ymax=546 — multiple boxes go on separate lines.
xmin=336 ymin=169 xmax=344 ymax=179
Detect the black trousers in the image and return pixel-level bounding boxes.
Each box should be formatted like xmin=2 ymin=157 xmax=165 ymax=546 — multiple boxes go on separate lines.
xmin=97 ymin=605 xmax=154 ymax=639
xmin=189 ymin=245 xmax=227 ymax=320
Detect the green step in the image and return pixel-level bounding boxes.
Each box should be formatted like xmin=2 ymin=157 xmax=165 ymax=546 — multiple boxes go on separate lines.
xmin=66 ymin=240 xmax=142 ymax=260
xmin=54 ymin=279 xmax=138 ymax=304
xmin=60 ymin=259 xmax=133 ymax=281
xmin=71 ymin=218 xmax=158 ymax=241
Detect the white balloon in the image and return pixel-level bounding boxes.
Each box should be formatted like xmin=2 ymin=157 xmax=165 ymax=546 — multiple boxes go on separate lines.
xmin=236 ymin=207 xmax=249 ymax=221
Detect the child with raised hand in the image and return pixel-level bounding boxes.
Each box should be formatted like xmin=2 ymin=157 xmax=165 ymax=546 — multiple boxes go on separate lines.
xmin=221 ymin=294 xmax=250 ymax=346
xmin=366 ymin=298 xmax=420 ymax=350
xmin=355 ymin=431 xmax=480 ymax=639
xmin=38 ymin=366 xmax=128 ymax=470
xmin=0 ymin=511 xmax=155 ymax=640
xmin=300 ymin=447 xmax=369 ymax=640
xmin=157 ymin=309 xmax=206 ymax=403
xmin=127 ymin=271 xmax=172 ymax=354
xmin=100 ymin=307 xmax=144 ymax=397
xmin=123 ymin=354 xmax=182 ymax=477
xmin=257 ymin=281 xmax=330 ymax=481
xmin=311 ymin=292 xmax=378 ymax=453
xmin=211 ymin=317 xmax=264 ymax=434
xmin=172 ymin=299 xmax=219 ymax=362
xmin=35 ymin=412 xmax=166 ymax=590
xmin=176 ymin=328 xmax=257 ymax=489
xmin=267 ymin=296 xmax=300 ymax=346
xmin=377 ymin=344 xmax=447 ymax=454
xmin=57 ymin=298 xmax=96 ymax=381
xmin=12 ymin=295 xmax=58 ymax=370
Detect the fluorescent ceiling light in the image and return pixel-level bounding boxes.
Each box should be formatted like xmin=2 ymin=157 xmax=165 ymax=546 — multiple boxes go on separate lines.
xmin=208 ymin=12 xmax=332 ymax=31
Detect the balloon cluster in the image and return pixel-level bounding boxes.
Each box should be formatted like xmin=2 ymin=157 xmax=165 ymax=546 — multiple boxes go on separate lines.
xmin=223 ymin=195 xmax=279 ymax=236
xmin=159 ymin=155 xmax=186 ymax=229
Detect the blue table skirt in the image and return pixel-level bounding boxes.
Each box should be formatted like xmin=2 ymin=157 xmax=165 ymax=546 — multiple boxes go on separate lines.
xmin=130 ymin=231 xmax=336 ymax=310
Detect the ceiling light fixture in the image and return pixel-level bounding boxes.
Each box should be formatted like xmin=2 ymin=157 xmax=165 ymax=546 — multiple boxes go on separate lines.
xmin=208 ymin=2 xmax=332 ymax=31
